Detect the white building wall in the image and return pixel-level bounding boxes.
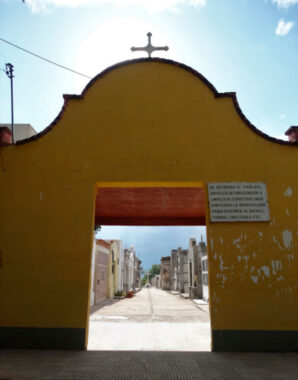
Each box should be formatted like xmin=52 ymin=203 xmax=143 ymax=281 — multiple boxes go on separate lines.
xmin=201 ymin=256 xmax=209 ymax=302
xmin=117 ymin=240 xmax=124 ymax=292
xmin=0 ymin=123 xmax=37 ymax=142
xmin=89 ymin=237 xmax=96 ymax=307
xmin=129 ymin=250 xmax=134 ymax=290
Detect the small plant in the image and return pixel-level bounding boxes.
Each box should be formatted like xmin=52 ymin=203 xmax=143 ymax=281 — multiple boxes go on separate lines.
xmin=115 ymin=290 xmax=126 ymax=297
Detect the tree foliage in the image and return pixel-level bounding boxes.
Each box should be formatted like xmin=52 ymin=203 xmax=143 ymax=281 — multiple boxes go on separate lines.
xmin=94 ymin=225 xmax=101 ymax=233
xmin=142 ymin=263 xmax=161 ymax=285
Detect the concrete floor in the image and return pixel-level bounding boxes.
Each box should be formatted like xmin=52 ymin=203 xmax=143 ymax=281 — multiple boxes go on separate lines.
xmin=88 ymin=288 xmax=211 ymax=351
xmin=1 ymin=289 xmax=298 ymax=379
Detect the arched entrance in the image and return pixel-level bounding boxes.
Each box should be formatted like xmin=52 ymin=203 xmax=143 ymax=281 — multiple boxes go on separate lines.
xmin=0 ymin=58 xmax=297 ymax=351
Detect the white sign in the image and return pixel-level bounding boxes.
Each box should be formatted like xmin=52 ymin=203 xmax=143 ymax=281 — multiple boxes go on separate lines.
xmin=208 ymin=182 xmax=270 ymax=222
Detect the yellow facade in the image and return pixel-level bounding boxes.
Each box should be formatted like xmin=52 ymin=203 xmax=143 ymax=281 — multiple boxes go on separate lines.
xmin=0 ymin=59 xmax=297 ymax=350
xmin=107 ymin=240 xmax=120 ymax=298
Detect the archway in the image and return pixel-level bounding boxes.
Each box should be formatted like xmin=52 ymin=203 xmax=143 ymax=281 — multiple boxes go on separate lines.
xmin=0 ymin=58 xmax=297 ymax=351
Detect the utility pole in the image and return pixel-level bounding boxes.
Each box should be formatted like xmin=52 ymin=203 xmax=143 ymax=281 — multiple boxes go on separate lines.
xmin=5 ymin=63 xmax=14 ymax=144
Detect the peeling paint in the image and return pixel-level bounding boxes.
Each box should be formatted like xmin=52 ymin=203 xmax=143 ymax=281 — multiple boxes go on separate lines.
xmin=251 ymin=275 xmax=258 ymax=284
xmin=250 ymin=266 xmax=255 ymax=273
xmin=282 ymin=230 xmax=293 ymax=249
xmin=219 ymin=255 xmax=224 ymax=271
xmin=275 ymin=260 xmax=282 ymax=271
xmin=284 ymin=187 xmax=293 ymax=197
xmin=261 ymin=266 xmax=270 ymax=278
xmin=219 ymin=237 xmax=223 ymax=244
xmin=272 ymin=236 xmax=283 ymax=250
xmin=285 ymin=208 xmax=290 ymax=216
xmin=271 ymin=260 xmax=276 ymax=276
xmin=252 ymin=252 xmax=256 ymax=259
xmin=219 ymin=255 xmax=229 ymax=272
xmin=237 ymin=256 xmax=241 ymax=262
xmin=221 ymin=274 xmax=227 ymax=284
xmin=39 ymin=192 xmax=43 ymax=201
xmin=214 ymin=253 xmax=217 ymax=260
xmin=210 ymin=238 xmax=214 ymax=251
xmin=270 ymin=218 xmax=276 ymax=227
xmin=287 ymin=254 xmax=294 ymax=262
xmin=276 ymin=275 xmax=285 ymax=282
xmin=233 ymin=238 xmax=241 ymax=245
xmin=258 ymin=232 xmax=263 ymax=237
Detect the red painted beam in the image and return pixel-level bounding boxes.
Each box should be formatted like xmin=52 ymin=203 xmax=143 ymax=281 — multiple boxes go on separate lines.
xmin=94 ymin=217 xmax=206 ymax=226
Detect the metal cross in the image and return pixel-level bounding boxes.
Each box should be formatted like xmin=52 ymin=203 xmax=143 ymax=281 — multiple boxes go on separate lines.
xmin=131 ymin=32 xmax=169 ymax=58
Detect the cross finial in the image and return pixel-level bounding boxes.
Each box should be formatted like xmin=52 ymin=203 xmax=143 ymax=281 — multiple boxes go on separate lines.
xmin=131 ymin=32 xmax=169 ymax=58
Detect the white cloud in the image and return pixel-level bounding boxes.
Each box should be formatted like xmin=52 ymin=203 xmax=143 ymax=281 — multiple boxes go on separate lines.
xmin=275 ymin=19 xmax=295 ymax=35
xmin=272 ymin=0 xmax=298 ymax=8
xmin=279 ymin=114 xmax=286 ymax=119
xmin=25 ymin=0 xmax=206 ymax=13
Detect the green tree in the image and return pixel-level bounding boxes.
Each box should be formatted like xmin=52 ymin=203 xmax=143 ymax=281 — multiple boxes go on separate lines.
xmin=149 ymin=264 xmax=161 ymax=279
xmin=142 ymin=263 xmax=161 ymax=285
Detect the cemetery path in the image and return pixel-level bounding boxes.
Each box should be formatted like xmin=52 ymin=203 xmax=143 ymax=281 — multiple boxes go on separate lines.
xmin=88 ymin=288 xmax=210 ymax=351
xmin=2 ymin=292 xmax=297 ymax=379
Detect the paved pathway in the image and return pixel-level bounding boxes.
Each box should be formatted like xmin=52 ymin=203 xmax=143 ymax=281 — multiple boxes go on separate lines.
xmin=1 ymin=290 xmax=298 ymax=379
xmin=88 ymin=288 xmax=210 ymax=351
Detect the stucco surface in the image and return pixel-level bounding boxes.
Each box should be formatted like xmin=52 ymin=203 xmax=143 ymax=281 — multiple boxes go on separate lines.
xmin=0 ymin=59 xmax=297 ymax=349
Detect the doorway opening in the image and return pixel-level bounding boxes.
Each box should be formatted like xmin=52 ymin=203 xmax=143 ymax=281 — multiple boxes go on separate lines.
xmin=88 ymin=183 xmax=211 ymax=351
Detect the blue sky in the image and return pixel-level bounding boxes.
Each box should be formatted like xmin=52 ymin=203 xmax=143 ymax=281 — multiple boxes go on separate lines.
xmin=1 ymin=0 xmax=297 ymax=269
xmin=97 ymin=226 xmax=206 ymax=271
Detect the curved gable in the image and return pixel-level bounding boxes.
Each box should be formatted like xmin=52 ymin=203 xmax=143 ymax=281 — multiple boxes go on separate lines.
xmin=18 ymin=58 xmax=297 ymax=148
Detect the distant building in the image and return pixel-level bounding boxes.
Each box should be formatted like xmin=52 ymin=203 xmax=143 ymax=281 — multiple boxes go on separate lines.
xmin=107 ymin=240 xmax=121 ymax=298
xmin=285 ymin=126 xmax=298 ymax=142
xmin=160 ymin=256 xmax=171 ymax=290
xmin=188 ymin=238 xmax=203 ymax=299
xmin=170 ymin=249 xmax=179 ymax=291
xmin=123 ymin=246 xmax=135 ymax=292
xmin=134 ymin=256 xmax=142 ymax=289
xmin=171 ymin=247 xmax=188 ymax=293
xmin=89 ymin=238 xmax=97 ymax=307
xmin=0 ymin=123 xmax=36 ymax=142
xmin=179 ymin=248 xmax=189 ymax=294
xmin=122 ymin=246 xmax=141 ymax=292
xmin=93 ymin=239 xmax=110 ymax=304
xmin=199 ymin=242 xmax=208 ymax=302
xmin=117 ymin=240 xmax=125 ymax=292
xmin=151 ymin=274 xmax=161 ymax=288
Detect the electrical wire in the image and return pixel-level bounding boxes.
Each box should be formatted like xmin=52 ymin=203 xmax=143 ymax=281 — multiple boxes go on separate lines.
xmin=0 ymin=37 xmax=92 ymax=79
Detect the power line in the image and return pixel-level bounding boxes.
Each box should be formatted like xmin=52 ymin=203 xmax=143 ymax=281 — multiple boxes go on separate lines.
xmin=0 ymin=37 xmax=92 ymax=79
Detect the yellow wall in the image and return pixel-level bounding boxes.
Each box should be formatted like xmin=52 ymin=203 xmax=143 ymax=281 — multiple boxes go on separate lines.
xmin=0 ymin=59 xmax=297 ymax=350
